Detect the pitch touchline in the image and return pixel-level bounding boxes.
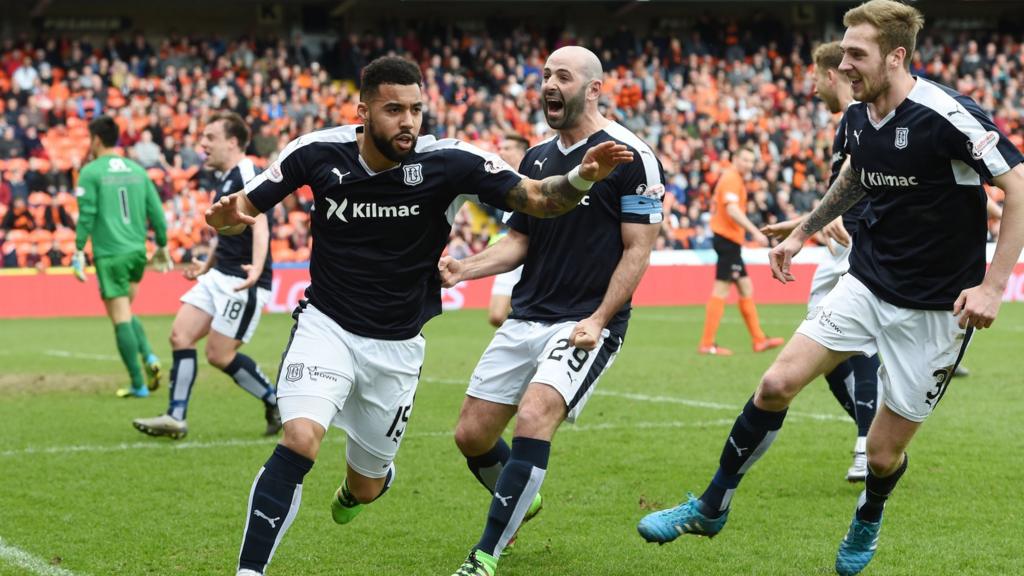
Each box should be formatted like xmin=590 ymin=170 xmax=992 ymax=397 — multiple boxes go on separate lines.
xmin=0 ymin=536 xmax=84 ymax=576
xmin=0 ymin=419 xmax=736 ymax=459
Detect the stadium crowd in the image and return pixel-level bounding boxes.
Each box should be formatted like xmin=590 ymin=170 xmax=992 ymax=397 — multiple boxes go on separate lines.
xmin=0 ymin=19 xmax=1020 ymax=268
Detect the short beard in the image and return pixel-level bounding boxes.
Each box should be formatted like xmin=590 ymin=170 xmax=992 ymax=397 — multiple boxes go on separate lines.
xmin=859 ymin=63 xmax=891 ymax=103
xmin=368 ymin=121 xmax=416 ymax=163
xmin=546 ymin=87 xmax=587 ymax=129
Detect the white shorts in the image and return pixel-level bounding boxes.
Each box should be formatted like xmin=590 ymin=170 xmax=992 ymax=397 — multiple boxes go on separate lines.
xmin=491 ymin=266 xmax=523 ymax=297
xmin=467 ymin=319 xmax=623 ymax=423
xmin=275 ymin=303 xmax=424 ymax=478
xmin=797 ymin=275 xmax=972 ymax=422
xmin=808 ymin=242 xmax=851 ymax=309
xmin=180 ymin=268 xmax=270 ymax=343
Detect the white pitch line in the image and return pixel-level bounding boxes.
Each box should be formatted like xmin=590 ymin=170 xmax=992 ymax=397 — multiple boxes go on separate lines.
xmin=420 ymin=377 xmax=845 ymax=422
xmin=0 ymin=419 xmax=735 ymax=459
xmin=0 ymin=537 xmax=84 ymax=576
xmin=593 ymin=389 xmax=847 ymax=422
xmin=43 ymin=349 xmax=120 ymax=362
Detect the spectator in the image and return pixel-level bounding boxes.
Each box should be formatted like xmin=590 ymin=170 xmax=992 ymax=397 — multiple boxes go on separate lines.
xmin=2 ymin=197 xmax=36 ymax=231
xmin=131 ymin=129 xmax=165 ymax=169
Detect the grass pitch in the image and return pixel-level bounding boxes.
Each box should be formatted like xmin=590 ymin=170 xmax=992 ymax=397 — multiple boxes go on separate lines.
xmin=1 ymin=304 xmax=1021 ymax=575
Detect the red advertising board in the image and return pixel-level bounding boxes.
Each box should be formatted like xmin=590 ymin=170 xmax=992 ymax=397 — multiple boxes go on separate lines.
xmin=3 ymin=259 xmax=1024 ymax=319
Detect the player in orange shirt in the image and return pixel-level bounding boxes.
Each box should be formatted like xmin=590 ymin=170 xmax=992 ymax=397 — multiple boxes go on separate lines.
xmin=699 ymin=147 xmax=784 ymax=355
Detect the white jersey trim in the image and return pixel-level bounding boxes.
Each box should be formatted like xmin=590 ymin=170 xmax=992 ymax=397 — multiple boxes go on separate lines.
xmin=908 ymin=78 xmax=1012 ymax=178
xmin=237 ymin=157 xmax=257 ymax=184
xmin=243 ymin=125 xmax=360 ymax=195
xmin=603 ymin=121 xmax=663 ymax=186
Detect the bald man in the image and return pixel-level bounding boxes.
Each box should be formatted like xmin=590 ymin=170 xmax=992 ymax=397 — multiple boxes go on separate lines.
xmin=440 ymin=45 xmax=665 ymax=576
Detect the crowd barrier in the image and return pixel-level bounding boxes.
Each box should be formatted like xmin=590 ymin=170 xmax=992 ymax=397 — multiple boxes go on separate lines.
xmin=2 ymin=248 xmax=1023 ymax=318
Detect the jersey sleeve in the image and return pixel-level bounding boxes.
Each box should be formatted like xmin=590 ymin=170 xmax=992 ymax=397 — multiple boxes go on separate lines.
xmin=244 ymin=137 xmax=310 ymax=212
xmin=447 ymin=143 xmax=523 ymax=212
xmin=828 ymin=113 xmax=849 ymax=187
xmin=74 ymin=167 xmax=98 ymax=251
xmin=615 ymin=145 xmax=665 ymax=225
xmin=145 ymin=177 xmax=168 ymax=247
xmin=507 ymin=211 xmax=530 ymax=235
xmin=937 ymin=97 xmax=1024 ymax=183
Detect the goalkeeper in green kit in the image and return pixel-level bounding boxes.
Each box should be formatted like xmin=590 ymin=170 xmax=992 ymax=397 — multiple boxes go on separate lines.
xmin=73 ymin=116 xmax=173 ymax=398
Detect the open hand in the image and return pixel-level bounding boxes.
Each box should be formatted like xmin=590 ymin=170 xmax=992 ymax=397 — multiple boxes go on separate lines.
xmin=579 ymin=141 xmax=634 ymax=182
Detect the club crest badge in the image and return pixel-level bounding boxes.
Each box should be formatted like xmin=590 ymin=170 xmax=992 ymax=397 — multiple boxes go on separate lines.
xmin=403 ymin=163 xmax=423 ymax=186
xmin=895 ymin=127 xmax=909 ymax=150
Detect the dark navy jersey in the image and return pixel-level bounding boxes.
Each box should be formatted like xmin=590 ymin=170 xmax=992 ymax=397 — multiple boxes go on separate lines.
xmin=844 ymin=77 xmax=1023 ymax=310
xmin=213 ymin=158 xmax=272 ymax=290
xmin=507 ymin=122 xmax=664 ymax=335
xmin=829 ymin=111 xmax=868 ymax=236
xmin=244 ymin=124 xmax=522 ymax=340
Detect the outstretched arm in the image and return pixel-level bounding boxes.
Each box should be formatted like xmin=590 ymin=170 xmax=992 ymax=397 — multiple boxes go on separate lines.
xmin=205 ymin=191 xmax=260 ymax=236
xmin=571 ymin=221 xmax=659 ymax=350
xmin=769 ymin=159 xmax=867 ymax=283
xmin=438 ymin=229 xmax=529 ymax=288
xmin=503 ymin=141 xmax=633 ymax=218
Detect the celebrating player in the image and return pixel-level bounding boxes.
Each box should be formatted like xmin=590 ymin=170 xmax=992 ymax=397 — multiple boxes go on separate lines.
xmin=698 ymin=146 xmax=784 ymax=356
xmin=441 ymin=45 xmax=663 ymax=576
xmin=73 ymin=115 xmax=172 ymax=398
xmin=133 ymin=112 xmax=279 ymax=440
xmin=205 ymin=56 xmax=633 ymax=576
xmin=638 ymin=2 xmax=1024 ymax=575
xmin=761 ymin=41 xmax=881 ymax=481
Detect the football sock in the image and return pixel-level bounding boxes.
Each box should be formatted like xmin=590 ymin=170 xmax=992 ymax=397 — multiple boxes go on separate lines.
xmin=851 ymin=354 xmax=880 ymax=437
xmin=476 ymin=436 xmax=549 ymax=558
xmin=825 ymin=360 xmax=856 ymax=421
xmin=339 ymin=463 xmax=396 ymax=505
xmin=131 ymin=316 xmax=154 ymax=361
xmin=856 ymin=453 xmax=907 ymax=523
xmin=738 ymin=297 xmax=767 ymax=342
xmin=466 ymin=437 xmax=511 ymax=493
xmin=699 ymin=397 xmax=787 ymax=516
xmin=223 ymin=353 xmax=277 ymax=406
xmin=238 ymin=445 xmax=313 ymax=574
xmin=701 ymin=296 xmax=726 ymax=347
xmin=168 ymin=349 xmax=198 ymax=421
xmin=114 ymin=321 xmax=144 ymax=389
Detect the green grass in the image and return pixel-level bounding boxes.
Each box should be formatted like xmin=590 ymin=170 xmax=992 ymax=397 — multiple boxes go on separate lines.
xmin=1 ymin=305 xmax=1021 ymax=576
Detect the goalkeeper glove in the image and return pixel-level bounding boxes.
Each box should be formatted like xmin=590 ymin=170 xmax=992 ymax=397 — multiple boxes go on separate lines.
xmin=71 ymin=251 xmax=87 ymax=282
xmin=151 ymin=246 xmax=173 ymax=273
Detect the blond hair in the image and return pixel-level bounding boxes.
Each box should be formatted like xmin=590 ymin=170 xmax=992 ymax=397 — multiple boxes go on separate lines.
xmin=844 ymin=0 xmax=925 ymax=69
xmin=813 ymin=41 xmax=844 ymax=71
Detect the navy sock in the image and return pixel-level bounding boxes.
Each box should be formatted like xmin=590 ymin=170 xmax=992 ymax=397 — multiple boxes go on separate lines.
xmin=700 ymin=398 xmax=787 ymax=517
xmin=476 ymin=437 xmax=549 ymax=557
xmin=339 ymin=463 xmax=396 ymax=506
xmin=238 ymin=445 xmax=314 ymax=573
xmin=825 ymin=361 xmax=856 ymax=421
xmin=466 ymin=438 xmax=511 ymax=493
xmin=223 ymin=352 xmax=277 ymax=406
xmin=168 ymin=349 xmax=198 ymax=420
xmin=850 ymin=354 xmax=880 ymax=437
xmin=856 ymin=453 xmax=907 ymax=523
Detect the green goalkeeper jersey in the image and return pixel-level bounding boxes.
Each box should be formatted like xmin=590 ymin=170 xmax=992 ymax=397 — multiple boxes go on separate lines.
xmin=75 ymin=154 xmax=167 ymax=259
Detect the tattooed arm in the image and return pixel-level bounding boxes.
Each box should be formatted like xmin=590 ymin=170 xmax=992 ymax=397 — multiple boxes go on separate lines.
xmin=793 ymin=159 xmax=866 ymax=242
xmin=504 ymin=141 xmax=634 ymax=218
xmin=769 ymin=159 xmax=866 ymax=284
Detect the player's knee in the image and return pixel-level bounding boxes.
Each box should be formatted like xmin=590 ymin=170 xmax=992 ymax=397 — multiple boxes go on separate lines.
xmin=205 ymin=346 xmax=233 ymax=370
xmin=515 ymin=397 xmax=563 ymax=438
xmin=281 ymin=426 xmax=322 ymax=461
xmin=867 ymin=450 xmax=902 ymax=477
xmin=168 ymin=328 xmax=192 ymax=350
xmin=757 ymin=367 xmax=799 ymax=408
xmin=454 ymin=420 xmax=488 ymax=456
